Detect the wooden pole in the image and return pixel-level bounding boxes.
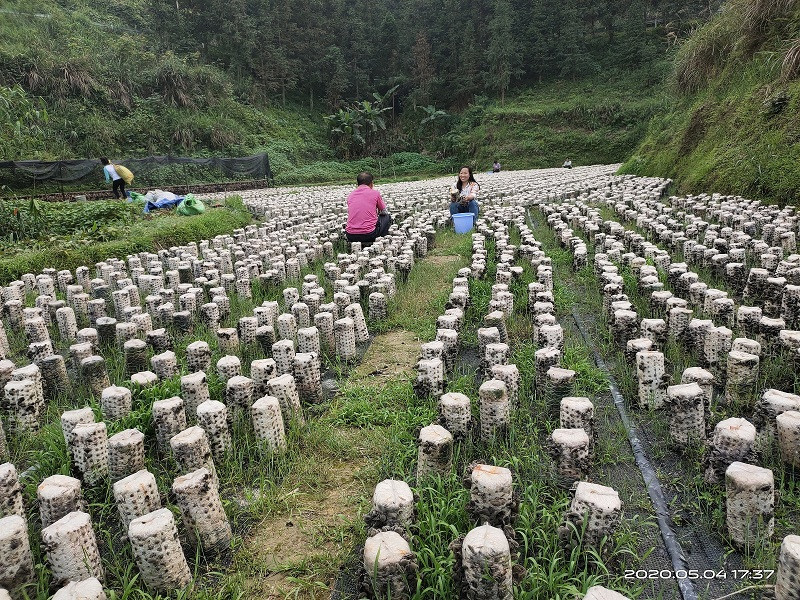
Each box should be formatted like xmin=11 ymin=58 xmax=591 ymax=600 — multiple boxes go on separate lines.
xmin=59 ymin=162 xmax=65 ymax=201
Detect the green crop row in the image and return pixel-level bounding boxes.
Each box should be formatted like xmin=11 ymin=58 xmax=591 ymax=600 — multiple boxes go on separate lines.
xmin=0 ymin=197 xmax=252 ymax=284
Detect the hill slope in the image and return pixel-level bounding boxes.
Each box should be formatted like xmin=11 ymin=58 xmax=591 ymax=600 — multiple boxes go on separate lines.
xmin=0 ymin=0 xmax=330 ymax=171
xmin=1 ymin=0 xmax=706 ymax=189
xmin=621 ymin=0 xmax=800 ymax=204
xmin=450 ymin=70 xmax=670 ymax=171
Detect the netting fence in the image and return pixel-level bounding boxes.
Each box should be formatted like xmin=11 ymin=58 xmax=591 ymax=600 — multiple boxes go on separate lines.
xmin=0 ymin=153 xmax=273 ymax=196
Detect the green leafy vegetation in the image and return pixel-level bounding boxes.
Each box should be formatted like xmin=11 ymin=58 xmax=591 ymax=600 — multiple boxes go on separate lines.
xmin=0 ymin=198 xmax=139 ymax=241
xmin=0 ymin=83 xmax=48 ymax=157
xmin=0 ymin=198 xmax=252 ymax=281
xmin=0 ymin=0 xmax=720 ymax=193
xmin=450 ymin=71 xmax=673 ymax=171
xmin=274 ymin=151 xmax=449 ymax=186
xmin=622 ymin=0 xmax=800 ymax=204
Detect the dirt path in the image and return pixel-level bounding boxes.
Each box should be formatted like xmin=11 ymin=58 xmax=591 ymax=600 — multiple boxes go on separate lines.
xmin=242 ymin=450 xmax=368 ymax=600
xmin=239 ymin=236 xmax=469 ymax=599
xmin=351 ymin=330 xmax=419 ymax=383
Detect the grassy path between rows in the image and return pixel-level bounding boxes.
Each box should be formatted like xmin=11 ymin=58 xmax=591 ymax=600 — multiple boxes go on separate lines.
xmin=236 ymin=231 xmax=471 ymax=599
xmin=525 ymin=209 xmax=680 ymax=599
xmin=1 ymin=227 xmax=470 ymax=600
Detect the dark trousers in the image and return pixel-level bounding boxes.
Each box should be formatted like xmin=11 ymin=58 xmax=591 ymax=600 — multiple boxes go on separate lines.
xmin=449 ymin=200 xmax=479 ymax=219
xmin=112 ymin=178 xmax=126 ymax=199
xmin=346 ymin=213 xmax=392 ymax=245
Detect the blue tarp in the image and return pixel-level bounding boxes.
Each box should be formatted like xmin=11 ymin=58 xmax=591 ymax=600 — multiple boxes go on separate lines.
xmin=143 ymin=196 xmax=183 ymax=213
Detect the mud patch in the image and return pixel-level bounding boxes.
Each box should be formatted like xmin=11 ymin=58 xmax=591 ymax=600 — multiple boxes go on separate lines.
xmin=425 ymin=254 xmax=461 ymax=266
xmin=351 ymin=329 xmax=419 ymax=382
xmin=244 ymin=459 xmax=368 ymax=599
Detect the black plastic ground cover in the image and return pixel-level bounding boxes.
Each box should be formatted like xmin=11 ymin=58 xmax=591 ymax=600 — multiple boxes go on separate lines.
xmin=571 ymin=308 xmax=700 ymax=600
xmin=551 ymin=203 xmax=795 ymax=600
xmin=330 ymin=548 xmax=362 ymax=600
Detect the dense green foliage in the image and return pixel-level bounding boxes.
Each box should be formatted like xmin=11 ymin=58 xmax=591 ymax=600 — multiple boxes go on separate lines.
xmin=0 ymin=198 xmax=139 ymax=241
xmin=0 ymin=83 xmax=49 ymax=158
xmin=0 ymin=0 xmax=718 ymax=183
xmin=622 ymin=0 xmax=800 ymax=203
xmin=450 ymin=71 xmax=671 ymax=170
xmin=275 ymin=151 xmax=449 ymax=186
xmin=138 ymin=0 xmax=714 ymax=110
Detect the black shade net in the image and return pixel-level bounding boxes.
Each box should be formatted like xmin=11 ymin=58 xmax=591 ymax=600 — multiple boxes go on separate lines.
xmin=0 ymin=153 xmax=272 ymax=183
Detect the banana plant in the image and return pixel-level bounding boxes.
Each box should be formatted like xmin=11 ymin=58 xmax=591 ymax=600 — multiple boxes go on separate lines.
xmin=359 ymin=100 xmax=391 ymax=133
xmin=324 ymin=108 xmax=365 ymax=158
xmin=325 ymin=85 xmax=398 ymax=157
xmin=418 ymin=104 xmax=447 ymax=126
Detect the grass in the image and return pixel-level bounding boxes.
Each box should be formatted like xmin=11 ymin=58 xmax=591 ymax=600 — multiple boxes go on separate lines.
xmin=8 ymin=172 xmax=797 ymax=600
xmin=621 ymin=0 xmax=800 ymax=204
xmin=283 ymin=216 xmax=651 ymax=599
xmin=370 ymin=230 xmax=472 ymax=339
xmin=533 ymin=198 xmax=799 ymax=587
xmin=2 ymin=232 xmax=374 ymax=599
xmin=1 ymin=0 xmax=674 ymax=198
xmin=0 ymin=197 xmax=252 ymax=283
xmin=386 ymin=219 xmax=648 ymax=599
xmin=452 ymin=69 xmax=671 ymax=172
xmin=1 ymin=220 xmax=514 ymax=600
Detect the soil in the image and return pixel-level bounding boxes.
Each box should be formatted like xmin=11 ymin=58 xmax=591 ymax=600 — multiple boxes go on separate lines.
xmin=243 ymin=327 xmax=426 ymax=600
xmin=560 ymin=313 xmax=678 ymax=600
xmin=350 ymin=329 xmax=420 ymax=382
xmin=243 ymin=457 xmax=368 ymax=599
xmin=534 ymin=205 xmax=779 ymax=600
xmin=425 ymin=254 xmax=461 ymax=266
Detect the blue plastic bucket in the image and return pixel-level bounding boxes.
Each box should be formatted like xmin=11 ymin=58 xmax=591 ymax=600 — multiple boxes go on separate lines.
xmin=452 ymin=213 xmax=474 ymax=234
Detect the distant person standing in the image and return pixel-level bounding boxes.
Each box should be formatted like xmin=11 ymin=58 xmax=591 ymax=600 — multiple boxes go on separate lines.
xmin=449 ymin=166 xmax=480 ymax=219
xmin=492 ymin=159 xmax=501 ymax=173
xmin=563 ymin=158 xmax=573 ymax=169
xmin=345 ymin=171 xmax=392 ymax=245
xmin=100 ymin=157 xmax=126 ymax=199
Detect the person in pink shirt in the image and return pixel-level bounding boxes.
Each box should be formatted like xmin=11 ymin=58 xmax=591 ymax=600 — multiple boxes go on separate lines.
xmin=345 ymin=171 xmax=392 ymax=244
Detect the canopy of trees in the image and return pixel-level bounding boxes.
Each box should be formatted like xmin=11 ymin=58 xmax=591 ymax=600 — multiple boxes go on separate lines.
xmin=0 ymin=0 xmax=721 ymax=161
xmin=132 ymin=0 xmax=721 ymax=110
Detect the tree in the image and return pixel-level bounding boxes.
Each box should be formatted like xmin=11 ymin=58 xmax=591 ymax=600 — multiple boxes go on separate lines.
xmin=252 ymin=3 xmax=301 ymax=105
xmin=288 ymin=0 xmax=328 ymax=109
xmin=521 ymin=0 xmax=552 ymax=82
xmin=375 ymin=13 xmax=403 ymax=89
xmin=557 ymin=0 xmax=600 ymax=80
xmin=416 ymin=104 xmax=448 ymax=145
xmin=447 ymin=21 xmax=484 ymax=108
xmin=321 ymin=46 xmax=349 ymax=109
xmin=486 ymin=0 xmax=522 ymax=104
xmin=0 ymin=85 xmax=48 ymax=159
xmin=253 ymin=42 xmax=300 ymax=105
xmin=411 ymin=32 xmax=436 ymax=109
xmin=342 ymin=0 xmax=372 ymax=98
xmin=324 ymin=86 xmax=396 ymax=158
xmin=618 ymin=0 xmax=650 ymax=67
xmin=325 ymin=107 xmax=365 ymax=159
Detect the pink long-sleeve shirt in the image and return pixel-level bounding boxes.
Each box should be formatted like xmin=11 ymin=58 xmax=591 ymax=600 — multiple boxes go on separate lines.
xmin=345 ymin=185 xmax=386 ymax=234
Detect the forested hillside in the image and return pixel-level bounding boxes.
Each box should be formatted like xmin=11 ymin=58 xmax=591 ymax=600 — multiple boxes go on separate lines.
xmin=622 ymin=0 xmax=800 ymax=203
xmin=1 ymin=0 xmax=719 ymax=183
